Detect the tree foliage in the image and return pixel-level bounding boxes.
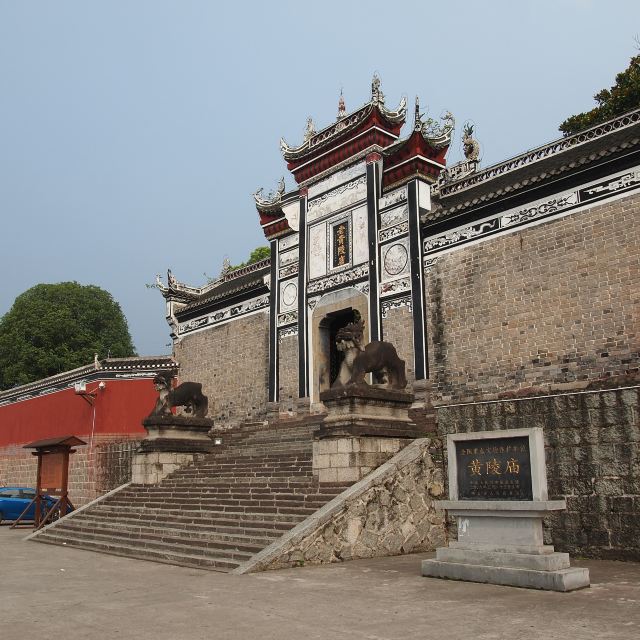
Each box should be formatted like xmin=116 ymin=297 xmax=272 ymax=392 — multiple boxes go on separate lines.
xmin=560 ymin=55 xmax=640 ymax=136
xmin=231 ymin=245 xmax=270 ymax=270
xmin=0 ymin=282 xmax=136 ymax=389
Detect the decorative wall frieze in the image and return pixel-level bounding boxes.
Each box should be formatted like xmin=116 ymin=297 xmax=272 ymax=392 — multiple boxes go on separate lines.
xmin=177 ymin=294 xmax=270 ymax=336
xmin=307 ymin=161 xmax=366 ymax=199
xmin=277 ymin=310 xmax=298 ymax=327
xmin=307 ymin=264 xmax=369 ymax=294
xmin=279 ymin=279 xmax=298 ymax=313
xmin=307 ymin=175 xmax=367 ymax=222
xmin=379 ymin=186 xmax=407 ymax=210
xmin=423 ymin=257 xmax=439 ymax=274
xmin=278 ymin=325 xmax=299 ymax=342
xmin=380 ymin=204 xmax=408 ymax=230
xmin=279 ymin=247 xmax=299 ymax=267
xmin=381 ymin=296 xmax=412 ymax=318
xmin=380 ymin=238 xmax=410 ymax=282
xmin=354 ymin=281 xmax=370 ymax=296
xmin=279 ymin=233 xmax=299 ymax=251
xmin=278 ymin=263 xmax=299 ymax=279
xmin=379 ymin=221 xmax=409 ymax=243
xmin=423 ymin=167 xmax=640 ymax=257
xmin=501 ymin=193 xmax=579 ymax=227
xmin=379 ymin=277 xmax=411 ymax=298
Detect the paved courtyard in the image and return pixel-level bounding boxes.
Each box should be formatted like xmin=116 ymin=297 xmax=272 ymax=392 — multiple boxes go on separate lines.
xmin=1 ymin=525 xmax=639 ymax=640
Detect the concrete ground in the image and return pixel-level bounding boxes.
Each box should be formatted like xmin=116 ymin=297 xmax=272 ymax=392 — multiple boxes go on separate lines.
xmin=1 ymin=525 xmax=639 ymax=640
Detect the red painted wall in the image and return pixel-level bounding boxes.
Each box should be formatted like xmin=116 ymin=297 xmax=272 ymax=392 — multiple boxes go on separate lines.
xmin=0 ymin=378 xmax=156 ymax=447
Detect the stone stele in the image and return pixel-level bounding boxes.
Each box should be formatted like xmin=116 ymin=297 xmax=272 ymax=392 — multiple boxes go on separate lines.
xmin=421 ymin=427 xmax=590 ymax=591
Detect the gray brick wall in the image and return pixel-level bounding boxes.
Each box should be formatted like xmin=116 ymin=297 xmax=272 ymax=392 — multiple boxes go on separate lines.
xmin=174 ymin=312 xmax=270 ymax=423
xmin=425 ymin=192 xmax=640 ymax=402
xmin=278 ymin=334 xmax=299 ymax=410
xmin=381 ymin=305 xmax=416 ymax=385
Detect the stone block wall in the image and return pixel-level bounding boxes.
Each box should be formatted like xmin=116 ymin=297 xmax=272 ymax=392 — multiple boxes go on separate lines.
xmin=236 ymin=438 xmax=447 ymax=573
xmin=173 ymin=311 xmax=270 ymax=424
xmin=381 ymin=304 xmax=416 ymax=385
xmin=425 ymin=192 xmax=640 ymax=403
xmin=278 ymin=333 xmax=299 ymax=412
xmin=436 ymin=386 xmax=640 ymax=560
xmin=313 ymin=436 xmax=410 ymax=484
xmin=0 ymin=434 xmax=141 ymax=507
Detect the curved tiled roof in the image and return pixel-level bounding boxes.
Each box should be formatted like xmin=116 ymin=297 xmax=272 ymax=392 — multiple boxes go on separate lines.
xmin=428 ymin=109 xmax=640 ymax=222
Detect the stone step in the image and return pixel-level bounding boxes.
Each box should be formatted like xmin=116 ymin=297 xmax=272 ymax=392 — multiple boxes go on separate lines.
xmin=106 ymin=492 xmax=334 ymax=505
xmin=74 ymin=511 xmax=296 ymax=534
xmin=56 ymin=518 xmax=279 ymax=548
xmin=46 ymin=523 xmax=264 ymax=556
xmin=36 ymin=531 xmax=241 ymax=572
xmin=114 ymin=489 xmax=340 ymax=499
xmin=91 ymin=503 xmax=313 ymax=522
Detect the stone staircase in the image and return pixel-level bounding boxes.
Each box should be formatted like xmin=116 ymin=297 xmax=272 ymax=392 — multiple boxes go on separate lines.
xmin=32 ymin=421 xmax=349 ymax=572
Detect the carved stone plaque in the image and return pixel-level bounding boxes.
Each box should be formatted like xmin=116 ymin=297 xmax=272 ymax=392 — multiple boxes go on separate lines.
xmin=455 ymin=436 xmax=533 ymax=501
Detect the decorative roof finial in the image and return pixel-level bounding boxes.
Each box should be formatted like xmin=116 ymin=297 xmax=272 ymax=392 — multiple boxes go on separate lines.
xmin=371 ymin=72 xmax=384 ymax=104
xmin=414 ymin=96 xmax=423 ymax=132
xmin=221 ymin=257 xmax=231 ymax=274
xmin=462 ymin=123 xmax=480 ymax=161
xmin=337 ymin=87 xmax=346 ymax=120
xmin=303 ymin=117 xmax=316 ymax=142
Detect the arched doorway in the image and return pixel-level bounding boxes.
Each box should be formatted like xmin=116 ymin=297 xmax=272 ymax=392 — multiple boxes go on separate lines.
xmin=309 ymin=287 xmax=369 ymax=405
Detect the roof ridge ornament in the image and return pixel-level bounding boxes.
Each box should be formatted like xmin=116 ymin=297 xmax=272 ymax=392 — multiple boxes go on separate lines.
xmin=420 ymin=110 xmax=455 ymax=149
xmin=462 ymin=122 xmax=481 ymax=161
xmin=303 ymin=117 xmax=316 ymax=141
xmin=253 ymin=177 xmax=286 ymax=208
xmin=337 ymin=88 xmax=346 ymax=120
xmin=371 ymin=72 xmax=384 ymax=105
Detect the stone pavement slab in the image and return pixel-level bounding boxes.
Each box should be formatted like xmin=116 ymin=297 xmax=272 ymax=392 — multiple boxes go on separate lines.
xmin=1 ymin=525 xmax=639 ymax=640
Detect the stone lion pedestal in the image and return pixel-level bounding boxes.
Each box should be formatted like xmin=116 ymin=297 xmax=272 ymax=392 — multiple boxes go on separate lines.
xmin=313 ymin=385 xmax=426 ymax=484
xmin=131 ymin=415 xmax=214 ymax=485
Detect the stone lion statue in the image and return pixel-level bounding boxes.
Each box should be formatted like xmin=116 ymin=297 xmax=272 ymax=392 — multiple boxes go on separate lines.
xmin=149 ymin=372 xmax=209 ymax=418
xmin=332 ymin=320 xmax=407 ymax=390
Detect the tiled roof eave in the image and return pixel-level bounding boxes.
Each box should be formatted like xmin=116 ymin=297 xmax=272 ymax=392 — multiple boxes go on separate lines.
xmin=427 ymin=129 xmax=640 ymax=222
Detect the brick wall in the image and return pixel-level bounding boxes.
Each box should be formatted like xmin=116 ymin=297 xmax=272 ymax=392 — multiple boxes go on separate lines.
xmin=425 ymin=192 xmax=640 ymax=402
xmin=436 ymin=387 xmax=640 ymax=560
xmin=0 ymin=434 xmax=141 ymax=507
xmin=278 ymin=334 xmax=299 ymax=410
xmin=174 ymin=312 xmax=270 ymax=424
xmin=382 ymin=304 xmax=416 ymax=385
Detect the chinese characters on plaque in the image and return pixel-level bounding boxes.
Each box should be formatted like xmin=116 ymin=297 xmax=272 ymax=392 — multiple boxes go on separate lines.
xmin=455 ymin=436 xmax=533 ymax=500
xmin=332 ymin=221 xmax=350 ymax=268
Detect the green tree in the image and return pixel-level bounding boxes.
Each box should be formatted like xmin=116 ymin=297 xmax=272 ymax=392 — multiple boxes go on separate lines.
xmin=246 ymin=246 xmax=270 ymax=264
xmin=0 ymin=282 xmax=136 ymax=389
xmin=560 ymin=54 xmax=640 ymax=136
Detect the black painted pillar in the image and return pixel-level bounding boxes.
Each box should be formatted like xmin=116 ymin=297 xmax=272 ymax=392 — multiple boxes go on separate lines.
xmin=407 ymin=179 xmax=428 ymax=379
xmin=268 ymin=239 xmax=278 ymax=401
xmin=366 ymin=155 xmax=381 ymax=342
xmin=297 ymin=189 xmax=308 ymax=397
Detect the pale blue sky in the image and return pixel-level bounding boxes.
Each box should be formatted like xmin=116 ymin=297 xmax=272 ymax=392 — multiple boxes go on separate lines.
xmin=1 ymin=1 xmax=638 ymax=356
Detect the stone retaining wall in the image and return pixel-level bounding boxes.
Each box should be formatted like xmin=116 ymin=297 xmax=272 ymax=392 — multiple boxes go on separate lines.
xmin=235 ymin=438 xmax=446 ymax=573
xmin=436 ymin=386 xmax=640 ymax=560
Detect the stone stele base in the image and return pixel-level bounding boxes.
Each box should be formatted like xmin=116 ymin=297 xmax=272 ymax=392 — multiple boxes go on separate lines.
xmin=421 ymin=501 xmax=590 ymax=592
xmin=132 ymin=415 xmax=214 ymax=485
xmin=314 ymin=385 xmax=424 ymax=484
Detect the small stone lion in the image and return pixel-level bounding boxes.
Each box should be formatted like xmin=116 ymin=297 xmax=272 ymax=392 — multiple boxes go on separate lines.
xmin=333 ymin=320 xmax=407 ymax=390
xmin=150 ymin=372 xmax=209 ymax=418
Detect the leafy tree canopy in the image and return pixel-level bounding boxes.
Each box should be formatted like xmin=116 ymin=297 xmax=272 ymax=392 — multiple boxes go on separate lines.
xmin=560 ymin=54 xmax=640 ymax=136
xmin=0 ymin=282 xmax=136 ymax=389
xmin=231 ymin=245 xmax=270 ymax=270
